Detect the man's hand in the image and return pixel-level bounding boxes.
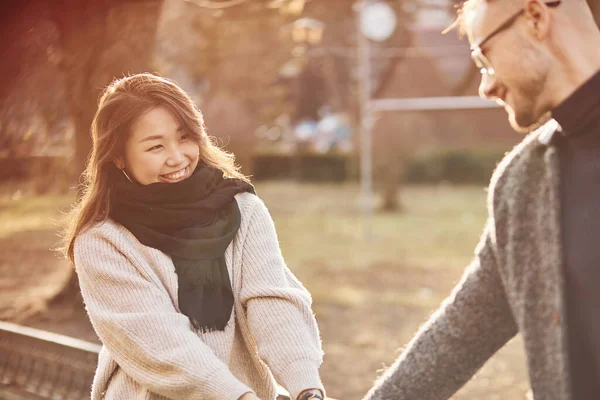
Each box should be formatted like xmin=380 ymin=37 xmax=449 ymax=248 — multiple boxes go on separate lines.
xmin=297 ymin=389 xmax=324 ymax=399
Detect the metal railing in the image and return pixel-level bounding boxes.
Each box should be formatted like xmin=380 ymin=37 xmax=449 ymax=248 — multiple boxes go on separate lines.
xmin=0 ymin=321 xmax=296 ymax=400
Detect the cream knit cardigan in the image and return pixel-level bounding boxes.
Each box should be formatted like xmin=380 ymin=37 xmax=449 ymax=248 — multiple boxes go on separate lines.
xmin=74 ymin=192 xmax=325 ymax=400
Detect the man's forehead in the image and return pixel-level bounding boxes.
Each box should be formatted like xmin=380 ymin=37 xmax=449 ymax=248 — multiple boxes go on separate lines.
xmin=468 ymin=0 xmax=523 ymax=45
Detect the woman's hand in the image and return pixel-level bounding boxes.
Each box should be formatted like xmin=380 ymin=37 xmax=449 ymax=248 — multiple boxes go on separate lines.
xmin=238 ymin=392 xmax=260 ymax=400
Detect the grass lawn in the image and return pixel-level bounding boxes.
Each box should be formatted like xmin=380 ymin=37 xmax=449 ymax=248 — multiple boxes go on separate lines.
xmin=0 ymin=182 xmax=528 ymax=399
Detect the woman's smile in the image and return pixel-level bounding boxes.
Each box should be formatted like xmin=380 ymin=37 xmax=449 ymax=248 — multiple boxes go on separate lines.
xmin=159 ymin=165 xmax=189 ymax=183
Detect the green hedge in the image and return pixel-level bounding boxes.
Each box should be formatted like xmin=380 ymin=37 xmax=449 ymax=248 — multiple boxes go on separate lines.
xmin=404 ymin=148 xmax=509 ymax=184
xmin=250 ymin=147 xmax=511 ymax=184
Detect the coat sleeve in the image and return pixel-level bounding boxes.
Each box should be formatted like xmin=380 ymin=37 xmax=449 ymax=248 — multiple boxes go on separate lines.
xmin=363 ymin=218 xmax=518 ymax=400
xmin=238 ymin=198 xmax=325 ymax=400
xmin=74 ymin=225 xmax=252 ymax=400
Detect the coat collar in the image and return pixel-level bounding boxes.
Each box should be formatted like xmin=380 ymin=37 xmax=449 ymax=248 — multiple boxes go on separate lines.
xmin=537 ymin=119 xmax=562 ymax=146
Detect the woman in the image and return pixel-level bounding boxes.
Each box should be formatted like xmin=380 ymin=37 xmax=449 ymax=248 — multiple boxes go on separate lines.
xmin=62 ymin=73 xmax=325 ymax=400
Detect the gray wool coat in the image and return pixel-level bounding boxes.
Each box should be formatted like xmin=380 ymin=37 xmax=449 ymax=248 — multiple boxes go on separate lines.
xmin=364 ymin=120 xmax=573 ymax=400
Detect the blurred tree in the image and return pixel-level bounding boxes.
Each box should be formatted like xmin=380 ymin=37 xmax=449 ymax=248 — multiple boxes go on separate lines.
xmin=154 ymin=0 xmax=445 ymax=183
xmin=302 ymin=0 xmax=415 ymax=115
xmin=154 ymin=0 xmax=300 ymax=172
xmin=0 ymin=3 xmax=66 ymax=159
xmin=50 ymin=0 xmax=163 ymax=179
xmin=0 ymin=0 xmax=163 ymax=309
xmin=292 ymin=61 xmax=329 ymax=121
xmin=55 ymin=0 xmax=163 ymax=305
xmin=368 ymin=0 xmax=474 ymax=211
xmin=0 ymin=0 xmax=162 ymax=177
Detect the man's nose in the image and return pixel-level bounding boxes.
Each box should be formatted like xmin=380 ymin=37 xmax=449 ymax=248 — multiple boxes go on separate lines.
xmin=478 ymin=73 xmax=499 ymax=99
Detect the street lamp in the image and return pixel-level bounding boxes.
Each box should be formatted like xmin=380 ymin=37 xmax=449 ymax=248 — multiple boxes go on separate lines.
xmin=277 ymin=0 xmax=306 ymax=16
xmin=279 ymin=17 xmax=324 ymax=76
xmin=355 ymin=0 xmax=397 ymax=239
xmin=291 ymin=17 xmax=325 ymax=47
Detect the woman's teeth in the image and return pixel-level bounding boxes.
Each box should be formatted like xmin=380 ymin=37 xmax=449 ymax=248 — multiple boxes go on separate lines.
xmin=162 ymin=168 xmax=186 ymax=180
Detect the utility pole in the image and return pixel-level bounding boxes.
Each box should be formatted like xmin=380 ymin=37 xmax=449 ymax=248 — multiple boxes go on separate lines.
xmin=356 ymin=0 xmax=374 ymax=240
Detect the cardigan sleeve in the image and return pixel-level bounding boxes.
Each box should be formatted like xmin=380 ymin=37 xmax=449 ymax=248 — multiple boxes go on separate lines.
xmin=363 ymin=218 xmax=518 ymax=400
xmin=74 ymin=225 xmax=252 ymax=400
xmin=238 ymin=198 xmax=325 ymax=400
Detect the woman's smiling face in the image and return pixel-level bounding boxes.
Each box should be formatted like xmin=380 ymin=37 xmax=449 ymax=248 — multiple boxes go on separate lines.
xmin=115 ymin=106 xmax=200 ymax=185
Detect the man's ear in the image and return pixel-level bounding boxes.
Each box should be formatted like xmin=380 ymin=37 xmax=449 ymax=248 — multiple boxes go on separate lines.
xmin=524 ymin=0 xmax=552 ymax=40
xmin=113 ymin=156 xmax=125 ymax=170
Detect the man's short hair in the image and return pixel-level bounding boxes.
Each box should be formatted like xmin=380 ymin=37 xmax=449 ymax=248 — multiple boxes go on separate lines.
xmin=444 ymin=0 xmax=484 ymax=38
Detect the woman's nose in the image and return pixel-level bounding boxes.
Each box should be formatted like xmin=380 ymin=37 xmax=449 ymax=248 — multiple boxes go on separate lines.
xmin=166 ymin=147 xmax=185 ymax=166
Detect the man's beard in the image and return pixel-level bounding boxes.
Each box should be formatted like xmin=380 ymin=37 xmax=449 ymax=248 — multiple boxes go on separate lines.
xmin=509 ymin=109 xmax=552 ymax=134
xmin=508 ymin=53 xmax=552 ymax=134
xmin=507 ymin=76 xmax=551 ymax=134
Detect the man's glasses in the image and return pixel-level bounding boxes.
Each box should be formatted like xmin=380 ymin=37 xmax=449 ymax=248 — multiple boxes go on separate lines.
xmin=471 ymin=1 xmax=561 ymax=76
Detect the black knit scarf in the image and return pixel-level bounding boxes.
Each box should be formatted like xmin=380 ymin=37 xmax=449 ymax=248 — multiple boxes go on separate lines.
xmin=108 ymin=164 xmax=255 ymax=332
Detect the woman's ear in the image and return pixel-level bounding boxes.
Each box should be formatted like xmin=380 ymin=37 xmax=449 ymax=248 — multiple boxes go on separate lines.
xmin=113 ymin=156 xmax=125 ymax=170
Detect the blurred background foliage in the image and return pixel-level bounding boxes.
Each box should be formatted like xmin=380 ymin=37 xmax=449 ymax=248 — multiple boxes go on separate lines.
xmin=0 ymin=0 xmax=508 ymax=194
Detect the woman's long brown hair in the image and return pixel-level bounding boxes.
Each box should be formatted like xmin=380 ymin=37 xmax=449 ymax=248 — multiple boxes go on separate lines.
xmin=60 ymin=73 xmax=249 ymax=264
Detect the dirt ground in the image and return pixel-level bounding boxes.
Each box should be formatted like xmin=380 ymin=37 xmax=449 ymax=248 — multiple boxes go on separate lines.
xmin=0 ymin=183 xmax=530 ymax=399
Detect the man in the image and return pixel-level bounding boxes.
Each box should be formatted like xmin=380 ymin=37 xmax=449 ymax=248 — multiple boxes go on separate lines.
xmin=363 ymin=0 xmax=600 ymax=399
